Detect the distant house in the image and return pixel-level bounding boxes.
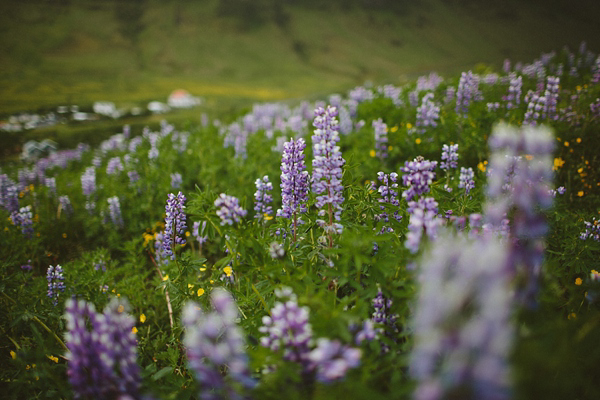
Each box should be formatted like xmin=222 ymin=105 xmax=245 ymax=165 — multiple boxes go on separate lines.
xmin=93 ymin=101 xmax=117 ymax=117
xmin=21 ymin=139 xmax=57 ymax=161
xmin=148 ymin=101 xmax=170 ymax=114
xmin=167 ymin=89 xmax=201 ymax=109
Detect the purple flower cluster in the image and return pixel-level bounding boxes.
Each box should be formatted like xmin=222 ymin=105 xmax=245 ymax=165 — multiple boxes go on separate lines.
xmin=544 ymin=76 xmax=560 ymax=120
xmin=215 ymin=194 xmax=247 ymax=226
xmin=458 ymin=167 xmax=475 ymax=194
xmin=405 ymin=197 xmax=440 ymax=254
xmin=163 ymin=192 xmax=187 ymax=260
xmin=183 ymin=289 xmax=255 ymax=399
xmin=277 ymin=138 xmax=309 ymax=238
xmin=171 ymin=172 xmax=182 ymax=189
xmin=47 ymin=265 xmax=65 ymax=306
xmin=410 ymin=233 xmax=514 ymax=400
xmin=440 ymin=144 xmax=458 ymax=170
xmin=312 ymin=106 xmax=346 ymax=236
xmin=11 ymin=205 xmax=34 ymax=237
xmin=400 ymin=158 xmax=438 ymax=202
xmin=580 ymin=218 xmax=600 ymax=241
xmin=0 ymin=174 xmax=19 ymax=213
xmin=504 ymin=74 xmax=522 ymax=110
xmin=307 ymin=338 xmax=361 ymax=383
xmin=371 ymin=290 xmax=398 ymax=352
xmin=455 ymin=71 xmax=482 ymax=116
xmin=253 ymin=175 xmax=273 ymax=219
xmin=375 ymin=172 xmax=401 ymax=232
xmin=81 ymin=166 xmax=96 ymax=197
xmin=64 ymin=298 xmax=141 ymax=399
xmin=192 ymin=220 xmax=208 ymax=246
xmin=106 ymin=157 xmax=124 ymax=175
xmin=372 ymin=118 xmax=388 ymax=159
xmin=128 ymin=170 xmax=140 ymax=185
xmin=107 ymin=196 xmax=124 ymax=227
xmin=45 ymin=177 xmax=56 ymax=197
xmin=415 ymin=93 xmax=440 ymax=133
xmin=523 ymin=90 xmax=548 ymax=125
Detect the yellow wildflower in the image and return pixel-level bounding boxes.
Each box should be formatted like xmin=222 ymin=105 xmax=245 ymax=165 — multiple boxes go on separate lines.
xmin=568 ymin=312 xmax=577 ymax=320
xmin=224 ymin=266 xmax=233 ymax=277
xmin=388 ymin=146 xmax=393 ymax=151
xmin=264 ymin=214 xmax=273 ymax=221
xmin=185 ymin=231 xmax=191 ymax=237
xmin=188 ymin=284 xmax=194 ymax=289
xmin=575 ymin=277 xmax=583 ymax=285
xmin=576 ymin=138 xmax=582 ymax=143
xmin=415 ymin=138 xmax=421 ymax=145
xmin=132 ymin=327 xmax=138 ymax=334
xmin=564 ymin=141 xmax=570 ymax=147
xmin=197 ymin=288 xmax=205 ymax=296
xmin=163 ymin=274 xmax=169 ymax=281
xmin=477 ymin=162 xmax=487 ymax=172
xmin=390 ymin=126 xmax=398 ymax=133
xmin=118 ymin=305 xmax=125 ymax=313
xmin=406 ymin=122 xmax=413 ymax=130
xmin=140 ymin=314 xmax=146 ymax=323
xmin=62 ymin=233 xmax=67 ymax=239
xmin=578 ymin=191 xmax=584 ymax=197
xmin=369 ymin=149 xmax=376 ymax=157
xmin=10 ymin=351 xmax=16 ymax=360
xmin=525 ymin=154 xmax=534 ymax=161
xmin=46 ymin=355 xmax=59 ymax=363
xmin=553 ymin=157 xmax=565 ymax=170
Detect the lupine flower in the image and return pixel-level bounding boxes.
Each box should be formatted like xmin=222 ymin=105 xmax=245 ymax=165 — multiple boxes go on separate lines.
xmin=268 ymin=241 xmax=285 ymax=259
xmin=21 ymin=260 xmax=33 ymax=272
xmin=192 ymin=220 xmax=208 ymax=246
xmin=504 ymin=74 xmax=522 ymax=110
xmin=371 ymin=290 xmax=399 ymax=352
xmin=307 ymin=338 xmax=361 ymax=383
xmin=171 ymin=172 xmax=182 ymax=189
xmin=405 ymin=197 xmax=440 ymax=254
xmin=259 ymin=287 xmax=313 ymax=366
xmin=415 ymin=93 xmax=440 ymax=133
xmin=45 ymin=177 xmax=56 ymax=196
xmin=107 ymin=196 xmax=124 ymax=227
xmin=544 ymin=76 xmax=560 ymax=120
xmin=47 ymin=265 xmax=66 ymax=306
xmin=215 ymin=194 xmax=247 ymax=226
xmin=523 ymin=90 xmax=547 ymax=125
xmin=277 ymin=138 xmax=309 ymax=240
xmin=1 ymin=174 xmax=19 ymax=213
xmin=163 ymin=192 xmax=187 ymax=260
xmin=64 ymin=297 xmax=141 ymax=399
xmin=375 ymin=172 xmax=401 ymax=234
xmin=254 ymin=175 xmax=273 ymax=219
xmin=580 ymin=218 xmax=600 ymax=241
xmin=416 ymin=72 xmax=444 ymax=92
xmin=484 ymin=123 xmax=554 ymax=307
xmin=11 ymin=205 xmax=34 ymax=237
xmin=400 ymin=157 xmax=438 ymax=202
xmin=440 ymin=144 xmax=458 ymax=170
xmin=81 ymin=167 xmax=96 ymax=197
xmin=354 ymin=319 xmax=377 ymax=345
xmin=456 ymin=71 xmax=482 ymax=116
xmin=458 ymin=167 xmax=475 ymax=194
xmin=128 ymin=170 xmax=140 ymax=185
xmin=445 ymin=86 xmax=456 ymax=105
xmin=183 ymin=289 xmax=255 ymax=400
xmin=312 ymin=106 xmax=346 ymax=237
xmin=106 ymin=157 xmax=124 ymax=175
xmin=372 ymin=118 xmax=388 ymax=159
xmin=154 ymin=232 xmax=169 ymax=266
xmin=223 ymin=122 xmax=248 ymax=160
xmin=410 ymin=232 xmax=514 ymax=400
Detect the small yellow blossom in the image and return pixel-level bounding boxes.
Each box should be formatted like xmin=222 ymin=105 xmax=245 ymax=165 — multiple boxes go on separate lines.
xmin=556 ymin=137 xmax=561 ymax=141
xmin=132 ymin=327 xmax=138 ymax=334
xmin=390 ymin=126 xmax=398 ymax=133
xmin=29 ymin=184 xmax=34 ymax=191
xmin=140 ymin=314 xmax=146 ymax=323
xmin=19 ymin=191 xmax=25 ymax=198
xmin=477 ymin=162 xmax=487 ymax=172
xmin=578 ymin=191 xmax=584 ymax=197
xmin=36 ymin=232 xmax=40 ymax=237
xmin=224 ymin=266 xmax=233 ymax=277
xmin=118 ymin=305 xmax=125 ymax=313
xmin=47 ymin=355 xmax=59 ymax=363
xmin=197 ymin=288 xmax=205 ymax=296
xmin=525 ymin=154 xmax=534 ymax=161
xmin=185 ymin=231 xmax=191 ymax=237
xmin=199 ymin=267 xmax=207 ymax=272
xmin=564 ymin=141 xmax=570 ymax=147
xmin=369 ymin=149 xmax=376 ymax=157
xmin=575 ymin=277 xmax=583 ymax=285
xmin=33 ymin=214 xmax=39 ymax=222
xmin=62 ymin=233 xmax=67 ymax=239
xmin=415 ymin=138 xmax=421 ymax=145
xmin=264 ymin=214 xmax=273 ymax=221
xmin=406 ymin=123 xmax=413 ymax=130
xmin=576 ymin=138 xmax=582 ymax=143
xmin=388 ymin=146 xmax=393 ymax=151
xmin=568 ymin=312 xmax=577 ymax=320
xmin=10 ymin=351 xmax=16 ymax=360
xmin=210 ymin=279 xmax=214 ymax=284
xmin=163 ymin=274 xmax=169 ymax=281
xmin=553 ymin=158 xmax=565 ymax=170
xmin=188 ymin=284 xmax=194 ymax=289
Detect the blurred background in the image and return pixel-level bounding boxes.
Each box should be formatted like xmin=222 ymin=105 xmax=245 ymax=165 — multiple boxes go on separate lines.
xmin=1 ymin=0 xmax=599 ymax=156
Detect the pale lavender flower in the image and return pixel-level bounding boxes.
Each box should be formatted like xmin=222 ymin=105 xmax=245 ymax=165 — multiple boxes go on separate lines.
xmin=523 ymin=90 xmax=547 ymax=125
xmin=415 ymin=93 xmax=439 ymax=133
xmin=81 ymin=167 xmax=96 ymax=197
xmin=277 ymin=138 xmax=309 ymax=240
xmin=106 ymin=157 xmax=124 ymax=175
xmin=47 ymin=265 xmax=65 ymax=306
xmin=171 ymin=172 xmax=182 ymax=189
xmin=268 ymin=241 xmax=285 ymax=259
xmin=312 ymin=106 xmax=346 ymax=236
xmin=183 ymin=289 xmax=255 ymax=400
xmin=128 ymin=170 xmax=139 ymax=185
xmin=21 ymin=260 xmax=33 ymax=272
xmin=440 ymin=144 xmax=458 ymax=170
xmin=504 ymin=74 xmax=522 ymax=110
xmin=405 ymin=197 xmax=440 ymax=253
xmin=544 ymin=76 xmax=560 ymax=120
xmin=45 ymin=177 xmax=56 ymax=196
xmin=375 ymin=172 xmax=401 ymax=232
xmin=580 ymin=218 xmax=600 ymax=242
xmin=11 ymin=205 xmax=34 ymax=237
xmin=107 ymin=196 xmax=124 ymax=227
xmin=192 ymin=221 xmax=208 ymax=246
xmin=456 ymin=71 xmax=482 ymax=116
xmin=372 ymin=118 xmax=388 ymax=159
xmin=401 ymin=158 xmax=438 ymax=202
xmin=64 ymin=298 xmax=141 ymax=399
xmin=458 ymin=167 xmax=475 ymax=194
xmin=254 ymin=175 xmax=273 ymax=219
xmin=307 ymin=338 xmax=361 ymax=383
xmin=215 ymin=193 xmax=246 ymax=226
xmin=163 ymin=192 xmax=187 ymax=260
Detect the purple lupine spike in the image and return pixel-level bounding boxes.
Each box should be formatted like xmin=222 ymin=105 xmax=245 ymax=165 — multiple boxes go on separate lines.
xmin=405 ymin=197 xmax=440 ymax=253
xmin=47 ymin=265 xmax=65 ymax=306
xmin=1 ymin=174 xmax=19 ymax=213
xmin=592 ymin=56 xmax=600 ymax=84
xmin=163 ymin=192 xmax=187 ymax=260
xmin=523 ymin=90 xmax=547 ymax=125
xmin=223 ymin=122 xmax=248 ymax=160
xmin=170 ymin=172 xmax=182 ymax=189
xmin=580 ymin=218 xmax=600 ymax=241
xmin=458 ymin=167 xmax=475 ymax=194
xmin=45 ymin=177 xmax=56 ymax=197
xmin=215 ymin=193 xmax=247 ymax=226
xmin=65 ymin=297 xmax=141 ymax=399
xmin=400 ymin=158 xmax=438 ymax=202
xmin=259 ymin=287 xmax=314 ymax=366
xmin=128 ymin=170 xmax=140 ymax=185
xmin=504 ymin=74 xmax=522 ymax=110
xmin=312 ymin=105 xmax=346 ymax=239
xmin=81 ymin=166 xmax=96 ymax=197
xmin=11 ymin=205 xmax=34 ymax=238
xmin=306 ymin=338 xmax=361 ymax=383
xmin=375 ymin=172 xmax=402 ymax=234
xmin=106 ymin=157 xmax=124 ymax=175
xmin=253 ymin=175 xmax=273 ymax=220
xmin=544 ymin=76 xmax=560 ymax=121
xmin=192 ymin=220 xmax=208 ymax=246
xmin=371 ymin=289 xmax=399 ymax=353
xmin=440 ymin=144 xmax=458 ymax=170
xmin=415 ymin=93 xmax=440 ymax=133
xmin=277 ymin=138 xmax=309 ymax=241
xmin=372 ymin=118 xmax=388 ymax=160
xmin=183 ymin=288 xmax=255 ymax=400
xmin=107 ymin=196 xmax=124 ymax=227
xmin=455 ymin=71 xmax=482 ymax=117
xmin=410 ymin=232 xmax=514 ymax=400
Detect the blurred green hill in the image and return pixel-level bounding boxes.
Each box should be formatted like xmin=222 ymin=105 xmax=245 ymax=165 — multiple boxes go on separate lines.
xmin=0 ymin=0 xmax=599 ymax=115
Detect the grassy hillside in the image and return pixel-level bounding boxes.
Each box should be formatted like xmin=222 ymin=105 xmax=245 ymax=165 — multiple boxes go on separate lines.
xmin=0 ymin=0 xmax=598 ymax=116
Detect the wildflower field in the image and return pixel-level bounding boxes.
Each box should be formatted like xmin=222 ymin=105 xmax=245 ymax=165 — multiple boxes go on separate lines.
xmin=2 ymin=44 xmax=600 ymax=399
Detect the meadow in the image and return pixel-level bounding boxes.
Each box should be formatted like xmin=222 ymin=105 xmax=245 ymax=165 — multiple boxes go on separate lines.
xmin=2 ymin=40 xmax=600 ymax=399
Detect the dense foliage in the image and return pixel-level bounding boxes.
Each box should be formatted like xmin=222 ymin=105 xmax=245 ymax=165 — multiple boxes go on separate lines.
xmin=2 ymin=44 xmax=600 ymax=399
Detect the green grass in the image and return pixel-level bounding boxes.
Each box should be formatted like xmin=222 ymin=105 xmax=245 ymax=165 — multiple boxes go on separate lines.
xmin=0 ymin=0 xmax=598 ymax=116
